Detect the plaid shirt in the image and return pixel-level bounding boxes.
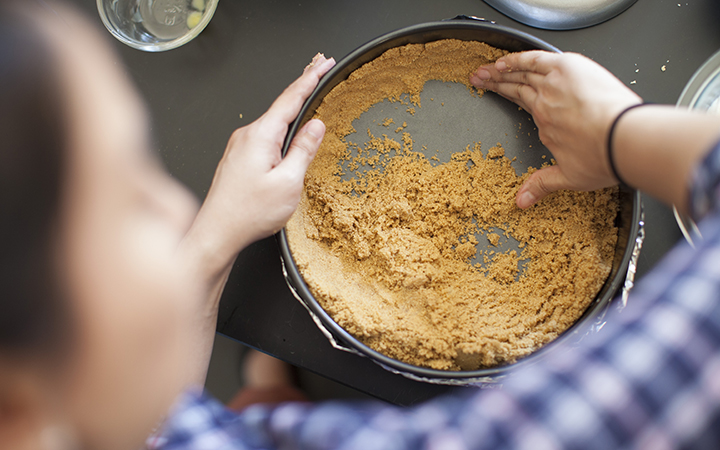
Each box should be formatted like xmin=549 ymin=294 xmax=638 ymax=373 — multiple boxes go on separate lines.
xmin=151 ymin=141 xmax=720 ymax=450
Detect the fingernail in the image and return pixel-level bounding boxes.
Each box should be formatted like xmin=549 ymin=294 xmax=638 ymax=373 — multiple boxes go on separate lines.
xmin=305 ymin=53 xmax=326 ymax=72
xmin=318 ymin=56 xmax=336 ymax=71
xmin=517 ymin=190 xmax=537 ymax=209
xmin=496 ymin=60 xmax=508 ymax=71
xmin=476 ymin=69 xmax=491 ymax=80
xmin=305 ymin=119 xmax=325 ymax=139
xmin=469 ymin=74 xmax=484 ymax=87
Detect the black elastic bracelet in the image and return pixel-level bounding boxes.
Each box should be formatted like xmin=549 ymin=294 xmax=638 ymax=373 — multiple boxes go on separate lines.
xmin=607 ymin=102 xmax=649 ymax=187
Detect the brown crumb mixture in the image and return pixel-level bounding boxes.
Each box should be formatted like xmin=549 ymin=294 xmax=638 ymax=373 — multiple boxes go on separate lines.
xmin=286 ymin=39 xmax=619 ymax=371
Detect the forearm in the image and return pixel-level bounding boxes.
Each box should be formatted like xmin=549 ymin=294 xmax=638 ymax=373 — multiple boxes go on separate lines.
xmin=180 ymin=267 xmax=229 ymax=388
xmin=612 ymin=105 xmax=720 ymax=214
xmin=175 ymin=212 xmax=249 ymax=388
xmin=180 ymin=201 xmax=254 ymax=293
xmin=167 ymin=54 xmax=334 ymax=390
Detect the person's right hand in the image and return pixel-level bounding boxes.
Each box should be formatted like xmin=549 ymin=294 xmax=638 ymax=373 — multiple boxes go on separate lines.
xmin=470 ymin=51 xmax=642 ymax=208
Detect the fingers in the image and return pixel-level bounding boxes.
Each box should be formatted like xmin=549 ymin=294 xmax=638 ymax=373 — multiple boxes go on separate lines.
xmin=274 ymin=119 xmax=325 ymax=180
xmin=496 ymin=51 xmax=561 ymax=75
xmin=471 ymin=74 xmax=536 ymax=113
xmin=469 ymin=51 xmax=558 ymax=89
xmin=472 ymin=67 xmax=545 ymax=87
xmin=515 ymin=165 xmax=570 ymax=209
xmin=471 ymin=62 xmax=544 ymax=113
xmin=263 ymin=54 xmax=336 ymax=133
xmin=486 ymin=81 xmax=537 ymax=112
xmin=470 ymin=50 xmax=562 ymax=107
xmin=304 ymin=53 xmax=329 ymax=73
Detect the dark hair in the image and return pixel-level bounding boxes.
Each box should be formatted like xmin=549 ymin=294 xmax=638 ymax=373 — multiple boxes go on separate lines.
xmin=0 ymin=3 xmax=70 ymax=355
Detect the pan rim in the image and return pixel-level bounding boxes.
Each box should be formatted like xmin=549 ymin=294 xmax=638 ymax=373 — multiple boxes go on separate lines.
xmin=278 ymin=19 xmax=642 ymax=382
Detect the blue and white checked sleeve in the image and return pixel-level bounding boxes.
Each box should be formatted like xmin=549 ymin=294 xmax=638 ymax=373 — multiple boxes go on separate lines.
xmin=155 ymin=140 xmax=720 ymax=450
xmin=690 ymin=139 xmax=720 ymax=221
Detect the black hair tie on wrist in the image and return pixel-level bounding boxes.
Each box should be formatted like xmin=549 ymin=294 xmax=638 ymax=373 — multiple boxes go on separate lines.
xmin=607 ymin=102 xmax=649 ymax=188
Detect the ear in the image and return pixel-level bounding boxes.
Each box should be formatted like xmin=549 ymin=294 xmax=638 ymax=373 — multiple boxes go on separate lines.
xmin=0 ymin=363 xmax=48 ymax=450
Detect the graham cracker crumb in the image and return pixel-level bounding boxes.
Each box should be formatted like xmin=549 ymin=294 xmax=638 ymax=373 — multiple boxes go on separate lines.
xmin=286 ymin=39 xmax=618 ymax=371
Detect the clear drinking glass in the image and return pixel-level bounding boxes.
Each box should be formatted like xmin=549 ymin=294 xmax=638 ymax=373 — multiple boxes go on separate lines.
xmin=97 ymin=0 xmax=219 ymax=51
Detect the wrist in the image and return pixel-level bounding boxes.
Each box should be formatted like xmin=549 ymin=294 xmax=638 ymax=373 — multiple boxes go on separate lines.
xmin=179 ymin=208 xmax=250 ymax=291
xmin=607 ymin=102 xmax=648 ymax=187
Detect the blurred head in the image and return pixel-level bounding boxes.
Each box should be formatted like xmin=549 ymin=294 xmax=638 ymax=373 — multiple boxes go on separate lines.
xmin=0 ymin=2 xmax=200 ymax=449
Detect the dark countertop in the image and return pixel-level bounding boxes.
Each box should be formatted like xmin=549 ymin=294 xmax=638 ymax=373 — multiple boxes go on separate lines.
xmin=78 ymin=0 xmax=720 ymax=405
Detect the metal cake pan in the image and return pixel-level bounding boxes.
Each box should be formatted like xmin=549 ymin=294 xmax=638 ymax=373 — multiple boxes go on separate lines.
xmin=278 ymin=17 xmax=644 ymax=385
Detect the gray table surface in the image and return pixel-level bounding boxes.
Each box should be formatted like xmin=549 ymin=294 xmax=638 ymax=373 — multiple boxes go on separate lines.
xmin=77 ymin=0 xmax=720 ymax=405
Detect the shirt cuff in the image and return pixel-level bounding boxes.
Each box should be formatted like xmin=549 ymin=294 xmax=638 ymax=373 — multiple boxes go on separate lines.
xmin=689 ymin=137 xmax=720 ymax=221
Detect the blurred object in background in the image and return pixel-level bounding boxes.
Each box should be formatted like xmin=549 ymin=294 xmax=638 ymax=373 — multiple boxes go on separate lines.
xmin=96 ymin=0 xmax=218 ymax=51
xmin=482 ymin=0 xmax=638 ymax=30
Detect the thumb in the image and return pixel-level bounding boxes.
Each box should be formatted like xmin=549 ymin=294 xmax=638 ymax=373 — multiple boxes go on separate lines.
xmin=516 ymin=165 xmax=570 ymax=209
xmin=278 ymin=119 xmax=325 ymax=176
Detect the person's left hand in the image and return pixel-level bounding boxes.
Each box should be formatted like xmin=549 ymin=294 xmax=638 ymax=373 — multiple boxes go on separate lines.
xmin=183 ymin=53 xmax=336 ymax=281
